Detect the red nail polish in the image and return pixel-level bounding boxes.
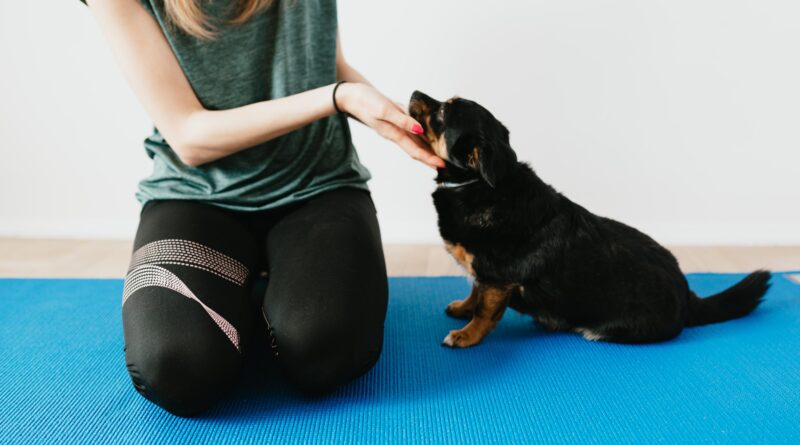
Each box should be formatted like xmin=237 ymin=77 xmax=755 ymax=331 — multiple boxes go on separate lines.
xmin=412 ymin=123 xmax=424 ymax=135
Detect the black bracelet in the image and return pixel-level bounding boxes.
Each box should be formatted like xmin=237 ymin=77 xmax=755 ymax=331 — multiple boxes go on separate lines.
xmin=332 ymin=80 xmax=346 ymax=114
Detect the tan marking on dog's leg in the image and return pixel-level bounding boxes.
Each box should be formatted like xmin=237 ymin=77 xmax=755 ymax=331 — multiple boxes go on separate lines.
xmin=443 ymin=284 xmax=513 ymax=348
xmin=446 ymin=282 xmax=480 ymax=319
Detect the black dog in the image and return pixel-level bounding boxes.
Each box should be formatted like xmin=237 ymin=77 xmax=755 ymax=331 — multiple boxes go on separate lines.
xmin=408 ymin=91 xmax=771 ymax=348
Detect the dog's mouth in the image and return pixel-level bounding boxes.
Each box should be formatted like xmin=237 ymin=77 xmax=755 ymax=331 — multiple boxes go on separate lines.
xmin=408 ymin=101 xmax=433 ymax=139
xmin=409 ymin=91 xmax=440 ymax=133
xmin=409 ymin=106 xmax=448 ymax=159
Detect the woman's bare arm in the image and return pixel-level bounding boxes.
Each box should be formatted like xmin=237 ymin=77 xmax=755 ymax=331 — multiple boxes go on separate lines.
xmin=86 ymin=0 xmax=443 ymax=168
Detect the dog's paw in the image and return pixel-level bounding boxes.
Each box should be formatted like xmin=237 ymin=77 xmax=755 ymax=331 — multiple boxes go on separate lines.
xmin=445 ymin=300 xmax=474 ymax=319
xmin=442 ymin=329 xmax=481 ymax=348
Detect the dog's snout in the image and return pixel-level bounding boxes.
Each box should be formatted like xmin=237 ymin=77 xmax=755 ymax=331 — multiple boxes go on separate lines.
xmin=410 ymin=90 xmax=442 ymax=112
xmin=410 ymin=90 xmax=427 ymax=103
xmin=410 ymin=90 xmax=439 ymax=107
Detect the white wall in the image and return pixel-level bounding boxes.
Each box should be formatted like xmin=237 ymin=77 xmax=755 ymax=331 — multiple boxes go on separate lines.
xmin=1 ymin=0 xmax=798 ymax=244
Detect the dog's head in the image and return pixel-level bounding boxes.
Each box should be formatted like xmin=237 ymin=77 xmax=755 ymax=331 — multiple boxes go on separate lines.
xmin=409 ymin=90 xmax=517 ymax=187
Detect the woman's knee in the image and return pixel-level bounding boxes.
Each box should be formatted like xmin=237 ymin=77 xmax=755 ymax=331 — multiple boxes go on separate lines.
xmin=269 ymin=305 xmax=385 ymax=394
xmin=125 ymin=334 xmax=241 ymax=417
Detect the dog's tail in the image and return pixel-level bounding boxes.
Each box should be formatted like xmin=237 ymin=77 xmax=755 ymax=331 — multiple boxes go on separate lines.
xmin=685 ymin=270 xmax=771 ymax=327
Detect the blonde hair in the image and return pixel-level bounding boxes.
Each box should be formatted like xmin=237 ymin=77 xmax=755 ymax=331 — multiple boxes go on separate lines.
xmin=164 ymin=0 xmax=273 ymax=39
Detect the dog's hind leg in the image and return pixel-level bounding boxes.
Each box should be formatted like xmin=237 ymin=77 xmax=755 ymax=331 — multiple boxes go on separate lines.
xmin=577 ymin=320 xmax=682 ymax=344
xmin=576 ymin=327 xmax=605 ymax=341
xmin=445 ymin=282 xmax=480 ymax=319
xmin=508 ymin=285 xmax=536 ymax=313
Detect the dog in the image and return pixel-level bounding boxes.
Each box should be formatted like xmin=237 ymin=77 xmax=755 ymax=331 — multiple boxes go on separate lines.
xmin=408 ymin=90 xmax=771 ymax=348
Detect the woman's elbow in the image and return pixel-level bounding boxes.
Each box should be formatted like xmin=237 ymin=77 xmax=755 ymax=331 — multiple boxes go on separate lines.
xmin=178 ymin=153 xmax=206 ymax=168
xmin=169 ymin=138 xmax=205 ymax=167
xmin=166 ymin=122 xmax=209 ymax=167
xmin=177 ymin=147 xmax=207 ymax=167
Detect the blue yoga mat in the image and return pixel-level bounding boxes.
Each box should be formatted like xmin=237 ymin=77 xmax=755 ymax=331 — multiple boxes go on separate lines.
xmin=1 ymin=273 xmax=799 ymax=444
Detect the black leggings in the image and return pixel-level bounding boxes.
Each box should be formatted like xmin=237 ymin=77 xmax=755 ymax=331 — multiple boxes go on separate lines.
xmin=122 ymin=188 xmax=388 ymax=417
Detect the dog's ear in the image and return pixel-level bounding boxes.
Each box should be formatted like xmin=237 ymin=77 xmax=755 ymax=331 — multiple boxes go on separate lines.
xmin=476 ymin=122 xmax=516 ymax=188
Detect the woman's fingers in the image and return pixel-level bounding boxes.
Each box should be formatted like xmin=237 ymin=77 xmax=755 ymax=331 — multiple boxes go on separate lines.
xmin=393 ymin=101 xmax=409 ymax=114
xmin=374 ymin=120 xmax=444 ymax=169
xmin=398 ymin=135 xmax=446 ymax=169
xmin=380 ymin=106 xmax=424 ymax=136
xmin=348 ymin=86 xmax=445 ymax=168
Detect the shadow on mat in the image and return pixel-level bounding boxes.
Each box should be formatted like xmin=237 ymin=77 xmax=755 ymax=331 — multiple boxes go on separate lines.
xmin=198 ymin=274 xmax=776 ymax=422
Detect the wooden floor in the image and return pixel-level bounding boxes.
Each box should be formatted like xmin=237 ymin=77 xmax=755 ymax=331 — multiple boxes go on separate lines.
xmin=0 ymin=237 xmax=798 ymax=278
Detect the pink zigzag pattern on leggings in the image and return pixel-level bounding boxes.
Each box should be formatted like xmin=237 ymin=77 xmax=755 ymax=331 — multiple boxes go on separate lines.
xmin=128 ymin=239 xmax=249 ymax=286
xmin=123 ymin=264 xmax=241 ymax=352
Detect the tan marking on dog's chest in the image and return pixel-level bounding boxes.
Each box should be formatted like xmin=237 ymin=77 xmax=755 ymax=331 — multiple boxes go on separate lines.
xmin=432 ymin=131 xmax=448 ymax=160
xmin=421 ymin=113 xmax=449 ymax=160
xmin=467 ymin=146 xmax=480 ymax=168
xmin=444 ymin=242 xmax=475 ymax=276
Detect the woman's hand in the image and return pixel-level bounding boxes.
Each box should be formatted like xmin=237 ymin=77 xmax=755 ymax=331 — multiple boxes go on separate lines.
xmin=336 ymin=82 xmax=445 ymax=169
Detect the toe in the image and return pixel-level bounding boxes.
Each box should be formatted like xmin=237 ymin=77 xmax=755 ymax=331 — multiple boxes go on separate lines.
xmin=442 ymin=332 xmax=456 ymax=347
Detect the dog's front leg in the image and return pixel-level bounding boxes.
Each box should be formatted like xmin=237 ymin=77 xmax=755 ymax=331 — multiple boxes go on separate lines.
xmin=445 ymin=282 xmax=479 ymax=319
xmin=443 ymin=284 xmax=513 ymax=348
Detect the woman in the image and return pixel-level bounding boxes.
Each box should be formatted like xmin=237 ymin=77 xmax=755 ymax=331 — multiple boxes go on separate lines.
xmin=81 ymin=0 xmax=444 ymax=417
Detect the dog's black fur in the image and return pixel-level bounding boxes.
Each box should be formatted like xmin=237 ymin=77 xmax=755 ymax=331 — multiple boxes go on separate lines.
xmin=409 ymin=90 xmax=771 ymax=345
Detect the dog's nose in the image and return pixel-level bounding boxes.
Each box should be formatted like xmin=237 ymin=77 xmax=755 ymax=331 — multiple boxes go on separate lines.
xmin=410 ymin=90 xmax=437 ymax=105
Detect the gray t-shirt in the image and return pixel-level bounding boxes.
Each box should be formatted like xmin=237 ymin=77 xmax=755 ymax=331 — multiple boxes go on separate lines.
xmin=80 ymin=0 xmax=370 ymax=211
